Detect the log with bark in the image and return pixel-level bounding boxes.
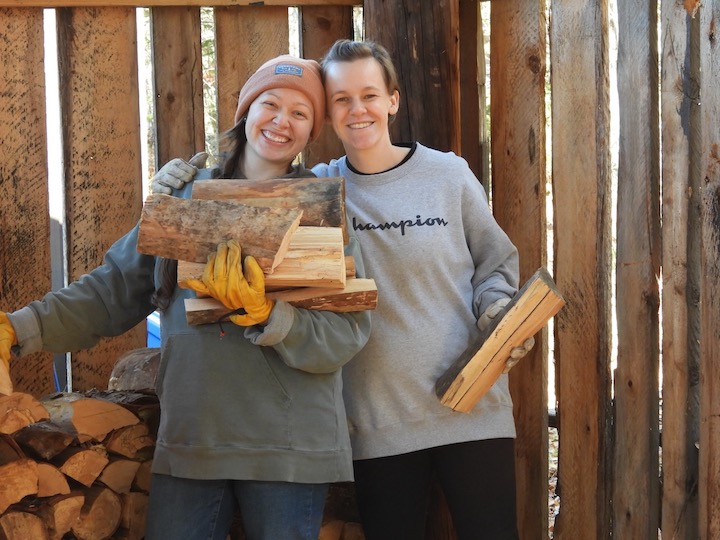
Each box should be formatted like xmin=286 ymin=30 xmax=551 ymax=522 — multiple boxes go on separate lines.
xmin=190 ymin=176 xmax=347 ymax=242
xmin=137 ymin=194 xmax=303 ymax=273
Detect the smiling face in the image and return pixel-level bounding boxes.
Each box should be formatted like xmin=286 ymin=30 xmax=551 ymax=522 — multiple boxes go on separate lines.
xmin=243 ymin=87 xmax=315 ymax=177
xmin=323 ymin=57 xmax=400 ymax=159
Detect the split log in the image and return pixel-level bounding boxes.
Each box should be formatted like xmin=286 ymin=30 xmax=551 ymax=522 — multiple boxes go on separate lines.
xmin=191 ymin=176 xmax=347 ymax=242
xmin=13 ymin=421 xmax=75 ymax=461
xmin=107 ymin=348 xmax=160 ymax=392
xmin=184 ymin=278 xmax=378 ymax=325
xmin=0 ymin=434 xmax=38 ymax=514
xmin=0 ymin=460 xmax=38 ymax=514
xmin=41 ymin=393 xmax=139 ymax=443
xmin=179 ymin=226 xmax=347 ymax=290
xmin=436 ymin=267 xmax=566 ymax=412
xmin=137 ymin=193 xmax=303 ymax=273
xmin=0 ymin=510 xmax=49 ymax=540
xmin=103 ymin=424 xmax=154 ymax=460
xmin=0 ymin=393 xmax=50 ymax=434
xmin=53 ymin=447 xmax=109 ymax=488
xmin=35 ymin=493 xmax=85 ymax=540
xmin=116 ymin=492 xmax=148 ymax=540
xmin=36 ymin=463 xmax=70 ymax=497
xmin=97 ymin=458 xmax=141 ymax=494
xmin=71 ymin=486 xmax=121 ymax=540
xmin=86 ymin=390 xmax=160 ymax=439
xmin=132 ymin=460 xmax=152 ymax=494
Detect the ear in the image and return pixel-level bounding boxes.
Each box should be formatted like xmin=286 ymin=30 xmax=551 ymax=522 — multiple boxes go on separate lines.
xmin=389 ymin=90 xmax=400 ymax=115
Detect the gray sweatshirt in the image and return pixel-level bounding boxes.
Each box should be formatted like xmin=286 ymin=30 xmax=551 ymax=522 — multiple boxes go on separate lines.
xmin=313 ymin=143 xmax=518 ymax=460
xmin=9 ymin=166 xmax=372 ymax=482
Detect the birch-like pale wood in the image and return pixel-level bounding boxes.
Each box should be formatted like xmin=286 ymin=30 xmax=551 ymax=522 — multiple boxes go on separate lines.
xmin=698 ymin=3 xmax=720 ymax=538
xmin=184 ymin=278 xmax=378 ymax=324
xmin=192 ymin=177 xmax=347 ymax=241
xmin=0 ymin=8 xmax=55 ymax=397
xmin=550 ymin=1 xmax=613 ymax=538
xmin=57 ymin=7 xmax=146 ymax=392
xmin=490 ymin=1 xmax=548 ymax=536
xmin=436 ymin=269 xmax=564 ymax=414
xmin=660 ymin=2 xmax=700 ymax=538
xmin=613 ymin=1 xmax=661 ymax=537
xmin=178 ymin=227 xmax=347 ymax=289
xmin=137 ymin=194 xmax=303 ymax=272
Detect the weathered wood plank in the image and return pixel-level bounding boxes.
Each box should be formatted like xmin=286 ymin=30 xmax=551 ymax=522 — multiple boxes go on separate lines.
xmin=458 ymin=0 xmax=484 ymax=182
xmin=215 ymin=5 xmax=289 ymax=134
xmin=698 ymin=2 xmax=720 ymax=538
xmin=151 ymin=6 xmax=205 ymax=168
xmin=0 ymin=0 xmax=356 ymax=5
xmin=550 ymin=1 xmax=613 ymax=538
xmin=56 ymin=7 xmax=146 ymax=391
xmin=364 ymin=0 xmax=460 ymax=155
xmin=490 ymin=1 xmax=549 ymax=537
xmin=660 ymin=1 xmax=700 ymax=538
xmin=613 ymin=0 xmax=661 ymax=537
xmin=0 ymin=8 xmax=56 ymax=397
xmin=299 ymin=4 xmax=353 ymax=168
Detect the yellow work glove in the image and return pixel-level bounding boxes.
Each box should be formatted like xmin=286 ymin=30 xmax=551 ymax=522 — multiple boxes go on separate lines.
xmin=478 ymin=298 xmax=535 ymax=373
xmin=0 ymin=312 xmax=17 ymax=372
xmin=183 ymin=240 xmax=274 ymax=326
xmin=184 ymin=240 xmax=245 ymax=311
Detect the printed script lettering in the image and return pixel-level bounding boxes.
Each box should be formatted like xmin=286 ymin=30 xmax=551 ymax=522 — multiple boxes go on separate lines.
xmin=352 ymin=215 xmax=448 ymax=236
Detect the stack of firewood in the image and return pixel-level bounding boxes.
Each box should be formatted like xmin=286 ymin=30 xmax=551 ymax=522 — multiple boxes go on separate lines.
xmin=0 ymin=387 xmax=158 ymax=540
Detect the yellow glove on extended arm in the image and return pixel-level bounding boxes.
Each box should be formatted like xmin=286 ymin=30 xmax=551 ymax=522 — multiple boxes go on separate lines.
xmin=0 ymin=312 xmax=17 ymax=395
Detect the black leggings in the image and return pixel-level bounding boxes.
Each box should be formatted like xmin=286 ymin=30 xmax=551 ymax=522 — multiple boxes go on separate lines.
xmin=353 ymin=438 xmax=519 ymax=540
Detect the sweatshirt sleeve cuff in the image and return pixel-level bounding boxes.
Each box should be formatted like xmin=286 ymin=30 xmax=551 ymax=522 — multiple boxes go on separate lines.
xmin=8 ymin=306 xmax=44 ymax=357
xmin=244 ymin=300 xmax=294 ymax=346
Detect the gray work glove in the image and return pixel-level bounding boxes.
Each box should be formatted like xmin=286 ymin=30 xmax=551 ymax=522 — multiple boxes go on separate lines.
xmin=151 ymin=152 xmax=209 ymax=195
xmin=477 ymin=297 xmax=535 ymax=373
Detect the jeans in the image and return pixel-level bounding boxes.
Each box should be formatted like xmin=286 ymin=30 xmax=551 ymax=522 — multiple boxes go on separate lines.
xmin=145 ymin=474 xmax=329 ymax=540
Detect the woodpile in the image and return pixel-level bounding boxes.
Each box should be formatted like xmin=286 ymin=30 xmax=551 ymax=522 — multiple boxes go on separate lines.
xmin=0 ymin=388 xmax=158 ymax=540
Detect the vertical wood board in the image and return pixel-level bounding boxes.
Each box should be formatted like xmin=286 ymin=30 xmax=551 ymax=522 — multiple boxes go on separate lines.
xmin=550 ymin=1 xmax=613 ymax=538
xmin=698 ymin=2 xmax=720 ymax=538
xmin=490 ymin=1 xmax=549 ymax=537
xmin=0 ymin=8 xmax=55 ymax=397
xmin=56 ymin=7 xmax=145 ymax=391
xmin=299 ymin=5 xmax=353 ymax=168
xmin=614 ymin=0 xmax=661 ymax=537
xmin=660 ymin=1 xmax=700 ymax=538
xmin=364 ymin=0 xmax=460 ymax=154
xmin=151 ymin=6 xmax=205 ymax=169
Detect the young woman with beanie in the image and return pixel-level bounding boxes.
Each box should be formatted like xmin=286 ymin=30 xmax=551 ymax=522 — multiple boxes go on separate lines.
xmin=0 ymin=55 xmax=371 ymax=540
xmin=150 ymin=43 xmax=535 ymax=539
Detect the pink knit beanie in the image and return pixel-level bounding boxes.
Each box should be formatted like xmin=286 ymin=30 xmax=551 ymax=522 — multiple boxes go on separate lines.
xmin=234 ymin=55 xmax=325 ymax=142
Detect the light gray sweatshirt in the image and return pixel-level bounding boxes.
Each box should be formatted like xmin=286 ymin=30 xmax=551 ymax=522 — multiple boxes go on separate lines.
xmin=313 ymin=143 xmax=519 ymax=460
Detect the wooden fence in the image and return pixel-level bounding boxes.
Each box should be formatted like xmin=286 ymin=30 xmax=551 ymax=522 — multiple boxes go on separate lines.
xmin=1 ymin=1 xmax=718 ymax=539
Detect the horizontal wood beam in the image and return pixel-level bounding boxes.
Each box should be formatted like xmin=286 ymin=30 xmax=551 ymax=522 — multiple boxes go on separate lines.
xmin=0 ymin=0 xmax=357 ymax=6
